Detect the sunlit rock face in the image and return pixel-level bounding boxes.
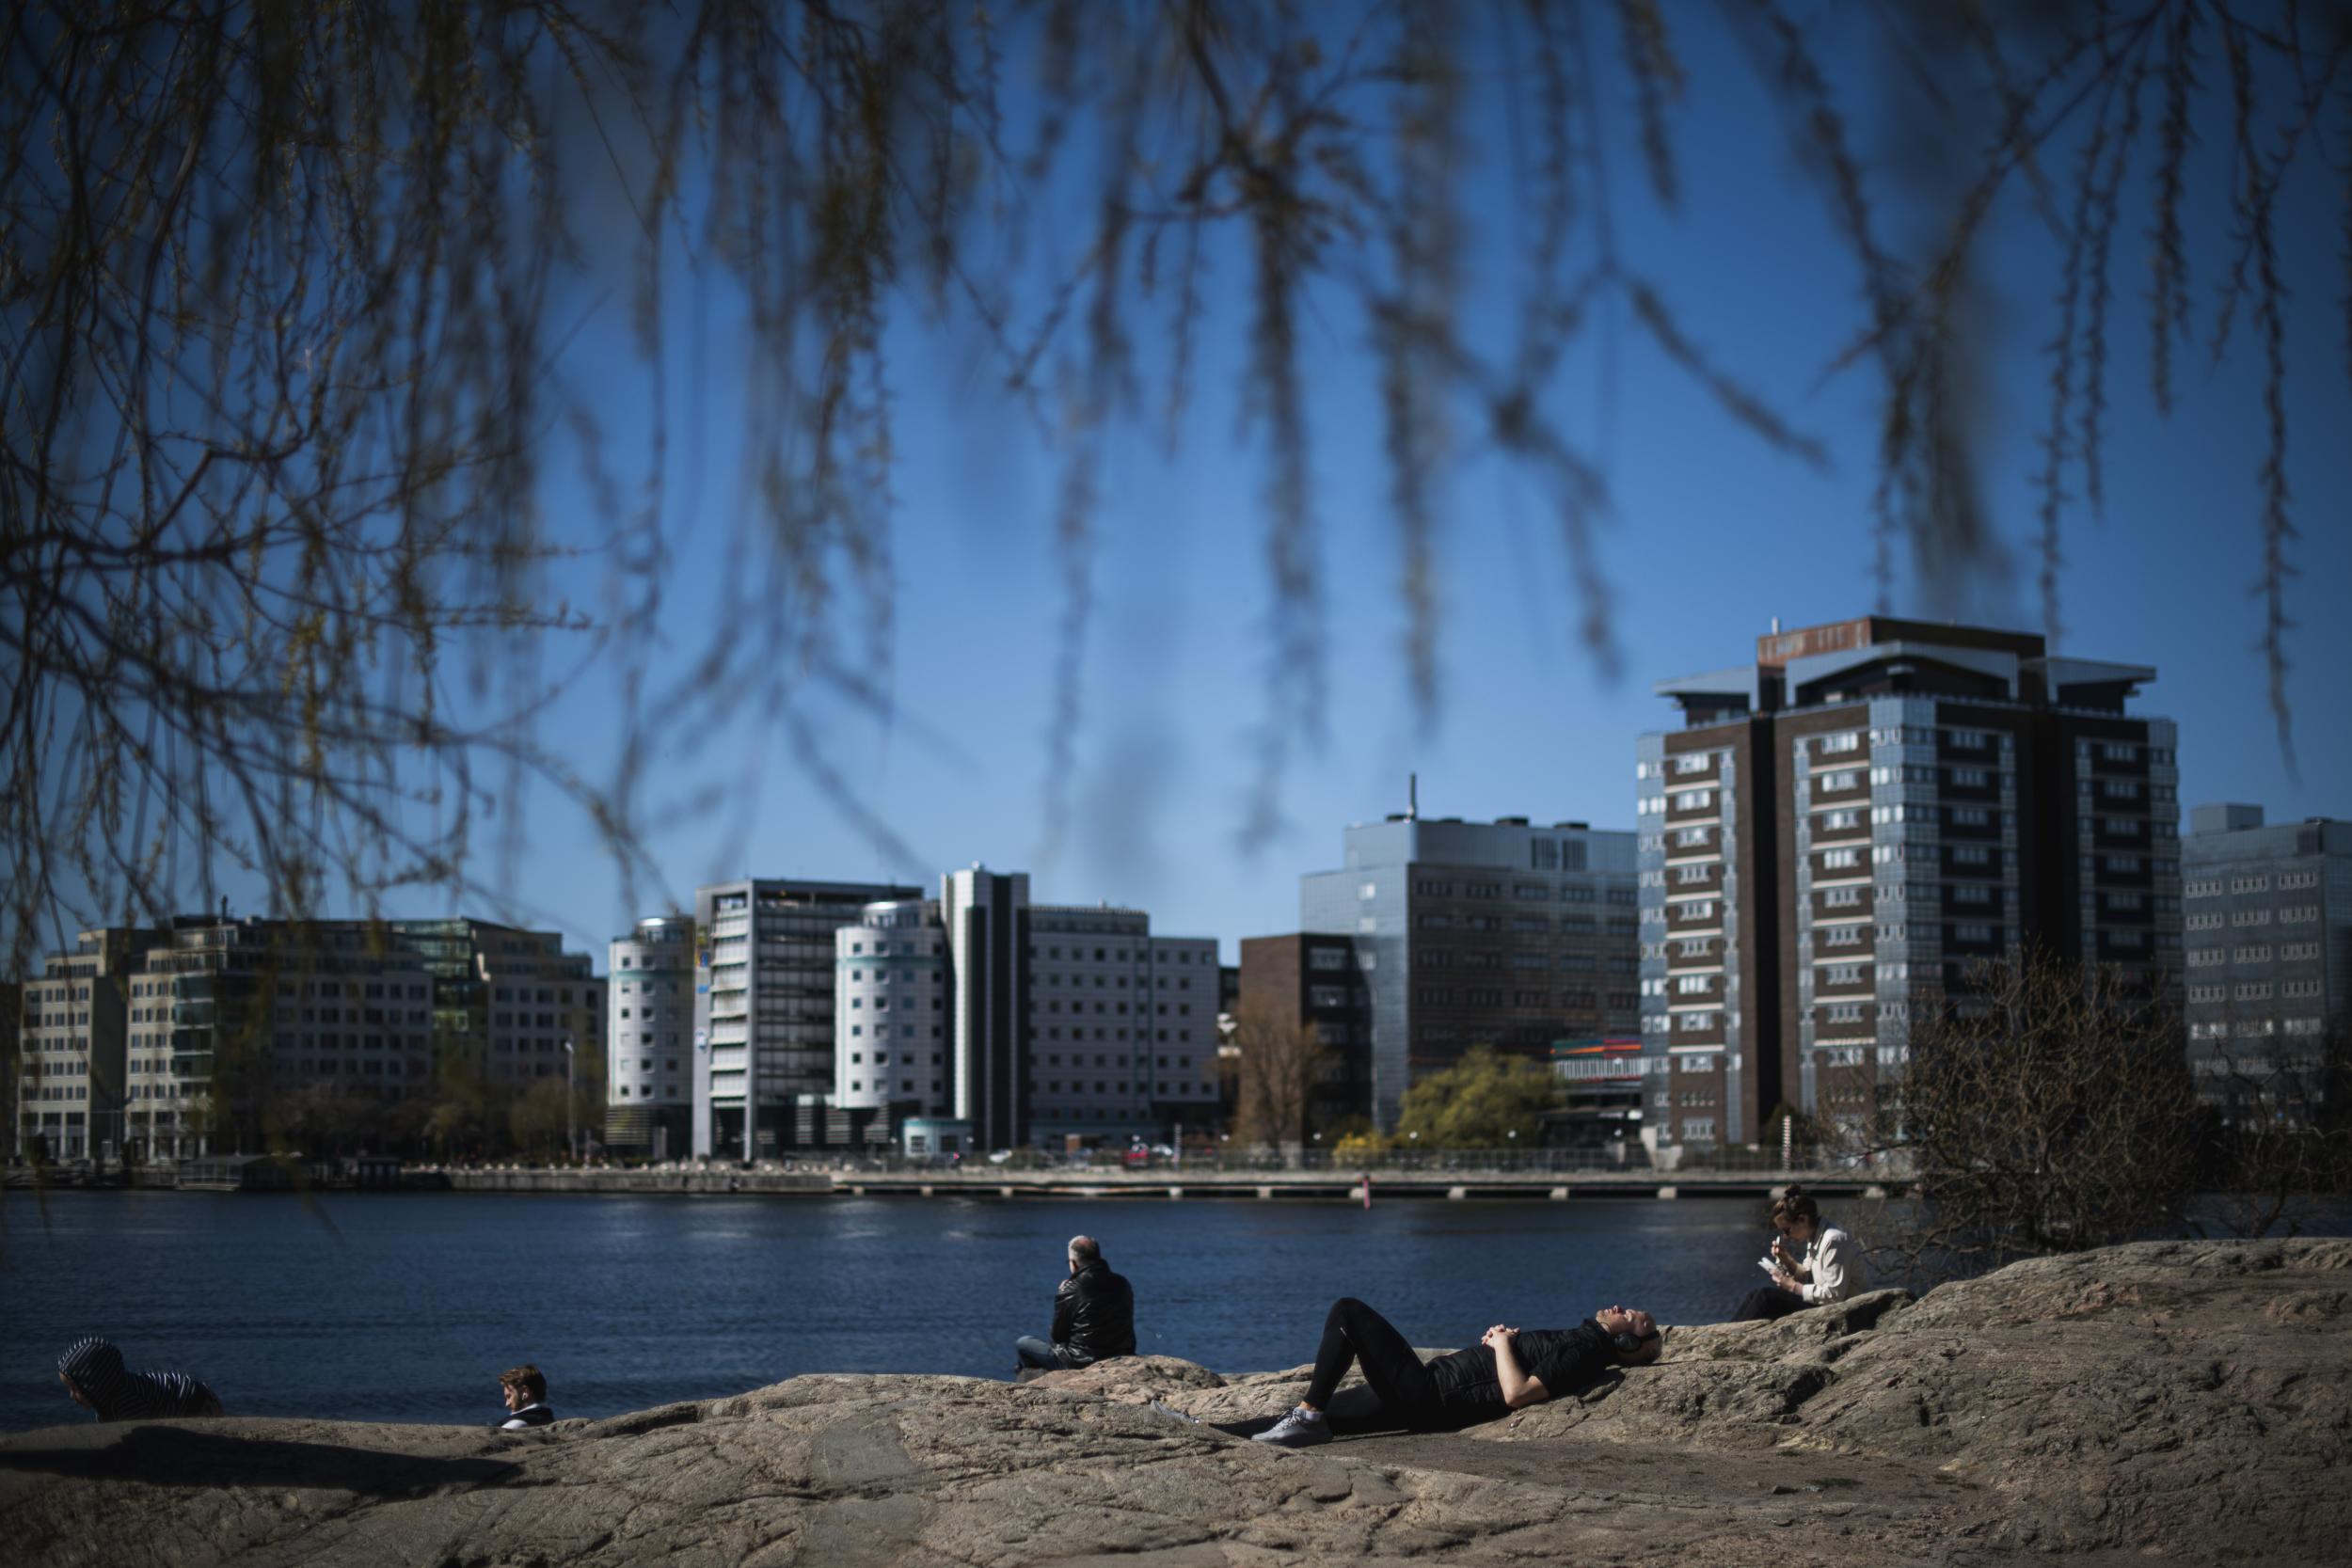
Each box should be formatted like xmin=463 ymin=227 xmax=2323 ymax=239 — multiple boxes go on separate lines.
xmin=6 ymin=1239 xmax=2348 ymax=1567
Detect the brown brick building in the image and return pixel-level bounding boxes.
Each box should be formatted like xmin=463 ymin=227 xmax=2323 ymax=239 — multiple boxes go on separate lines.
xmin=1235 ymin=933 xmax=1375 ymax=1133
xmin=1636 ymin=615 xmax=2182 ymax=1151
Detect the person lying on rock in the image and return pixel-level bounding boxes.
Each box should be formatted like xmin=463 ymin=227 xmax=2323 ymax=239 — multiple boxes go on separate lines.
xmin=495 ymin=1364 xmax=556 ymax=1428
xmin=1731 ymin=1182 xmax=1868 ymax=1322
xmin=1014 ymin=1234 xmax=1136 ymax=1374
xmin=1251 ymin=1299 xmax=1661 ymax=1447
xmin=55 ymin=1337 xmax=224 ymax=1421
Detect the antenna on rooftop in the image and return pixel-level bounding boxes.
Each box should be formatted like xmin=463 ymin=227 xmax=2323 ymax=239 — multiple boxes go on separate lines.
xmin=1408 ymin=772 xmax=1419 ymax=820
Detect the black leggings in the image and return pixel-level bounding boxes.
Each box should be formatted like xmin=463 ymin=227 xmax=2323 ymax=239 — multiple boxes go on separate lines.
xmin=1733 ymin=1284 xmax=1806 ymax=1322
xmin=1305 ymin=1297 xmax=1443 ymax=1424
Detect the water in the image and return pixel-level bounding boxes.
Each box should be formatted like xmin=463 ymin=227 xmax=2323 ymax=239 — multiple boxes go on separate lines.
xmin=4 ymin=1189 xmax=1797 ymax=1432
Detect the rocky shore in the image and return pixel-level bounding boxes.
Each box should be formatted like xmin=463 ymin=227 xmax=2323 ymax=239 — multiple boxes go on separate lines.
xmin=4 ymin=1238 xmax=2344 ymax=1566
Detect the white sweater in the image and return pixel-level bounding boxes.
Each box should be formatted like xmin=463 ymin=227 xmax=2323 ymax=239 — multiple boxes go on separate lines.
xmin=1798 ymin=1226 xmax=1867 ymax=1304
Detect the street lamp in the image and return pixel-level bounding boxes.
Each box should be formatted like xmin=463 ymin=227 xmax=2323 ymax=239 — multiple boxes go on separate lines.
xmin=561 ymin=1037 xmax=576 ymax=1164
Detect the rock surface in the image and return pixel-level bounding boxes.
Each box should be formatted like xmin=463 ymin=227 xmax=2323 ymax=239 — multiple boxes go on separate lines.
xmin=4 ymin=1239 xmax=2345 ymax=1566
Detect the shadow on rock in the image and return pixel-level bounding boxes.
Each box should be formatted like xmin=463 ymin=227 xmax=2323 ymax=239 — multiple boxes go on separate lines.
xmin=0 ymin=1425 xmax=521 ymax=1496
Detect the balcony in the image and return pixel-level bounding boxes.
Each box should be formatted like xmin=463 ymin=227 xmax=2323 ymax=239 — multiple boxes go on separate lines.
xmin=1663 ymin=794 xmax=1721 ymax=826
xmin=1664 ymin=904 xmax=1723 ymax=936
xmin=1665 ymin=865 xmax=1724 ymax=899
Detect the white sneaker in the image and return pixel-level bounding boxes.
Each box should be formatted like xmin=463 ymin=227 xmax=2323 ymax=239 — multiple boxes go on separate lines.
xmin=1252 ymin=1405 xmax=1331 ymax=1447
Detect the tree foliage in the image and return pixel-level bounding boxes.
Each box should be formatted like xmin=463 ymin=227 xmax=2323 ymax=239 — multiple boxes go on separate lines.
xmin=1394 ymin=1044 xmax=1561 ymax=1148
xmin=507 ymin=1075 xmax=580 ymax=1160
xmin=1876 ymin=950 xmax=2197 ymax=1271
xmin=1223 ymin=992 xmax=1330 ymax=1151
xmin=4 ymin=0 xmax=2344 ymax=968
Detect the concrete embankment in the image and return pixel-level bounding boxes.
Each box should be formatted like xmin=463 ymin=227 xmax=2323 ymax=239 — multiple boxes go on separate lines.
xmin=4 ymin=1237 xmax=2344 ymax=1566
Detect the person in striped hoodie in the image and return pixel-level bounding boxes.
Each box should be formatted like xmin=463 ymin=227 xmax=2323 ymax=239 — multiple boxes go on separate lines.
xmin=55 ymin=1338 xmax=223 ymax=1421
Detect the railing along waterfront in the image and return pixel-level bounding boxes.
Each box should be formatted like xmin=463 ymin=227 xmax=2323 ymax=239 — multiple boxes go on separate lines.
xmin=823 ymin=1147 xmax=1872 ymax=1170
xmin=619 ymin=1145 xmax=1889 ymax=1179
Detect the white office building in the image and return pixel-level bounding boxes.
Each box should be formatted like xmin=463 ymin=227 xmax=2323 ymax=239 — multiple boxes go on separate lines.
xmin=607 ymin=914 xmax=695 ymax=1159
xmin=691 ymin=877 xmax=921 ymax=1160
xmin=834 ymin=900 xmax=952 ymax=1119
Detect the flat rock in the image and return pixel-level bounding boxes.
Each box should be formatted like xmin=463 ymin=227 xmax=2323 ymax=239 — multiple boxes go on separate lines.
xmin=3 ymin=1239 xmax=2345 ymax=1566
xmin=1030 ymin=1354 xmax=1228 ymax=1403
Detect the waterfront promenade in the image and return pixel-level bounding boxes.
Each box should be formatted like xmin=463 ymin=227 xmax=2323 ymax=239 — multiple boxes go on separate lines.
xmin=8 ymin=1153 xmax=1892 ymax=1201
xmin=443 ymin=1164 xmax=1885 ymax=1201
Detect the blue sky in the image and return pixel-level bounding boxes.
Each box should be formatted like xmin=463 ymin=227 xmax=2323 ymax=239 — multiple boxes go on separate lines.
xmin=135 ymin=9 xmax=2352 ymax=970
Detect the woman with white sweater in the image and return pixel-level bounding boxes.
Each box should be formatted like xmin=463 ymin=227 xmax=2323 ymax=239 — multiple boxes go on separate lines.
xmin=1732 ymin=1184 xmax=1867 ymax=1322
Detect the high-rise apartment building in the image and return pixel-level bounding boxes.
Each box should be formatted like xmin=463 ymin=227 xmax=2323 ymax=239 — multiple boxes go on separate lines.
xmin=692 ymin=878 xmax=920 ymax=1160
xmin=1300 ymin=816 xmax=1642 ymax=1130
xmin=606 ymin=914 xmax=696 ymax=1159
xmin=1639 ymin=615 xmax=2181 ymax=1152
xmin=2183 ymin=805 xmax=2349 ymax=1120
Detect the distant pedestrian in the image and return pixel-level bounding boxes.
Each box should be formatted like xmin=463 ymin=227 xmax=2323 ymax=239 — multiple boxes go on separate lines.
xmin=55 ymin=1337 xmax=222 ymax=1421
xmin=1731 ymin=1184 xmax=1869 ymax=1321
xmin=1013 ymin=1234 xmax=1136 ymax=1374
xmin=496 ymin=1364 xmax=556 ymax=1428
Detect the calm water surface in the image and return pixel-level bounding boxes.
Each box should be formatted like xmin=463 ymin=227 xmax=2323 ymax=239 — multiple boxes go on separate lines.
xmin=3 ymin=1189 xmax=1794 ymax=1432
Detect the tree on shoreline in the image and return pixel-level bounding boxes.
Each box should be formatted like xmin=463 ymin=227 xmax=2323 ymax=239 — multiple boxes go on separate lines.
xmin=1222 ymin=994 xmax=1331 ymax=1156
xmin=1393 ymin=1044 xmax=1562 ymax=1149
xmin=1873 ymin=950 xmax=2198 ymax=1274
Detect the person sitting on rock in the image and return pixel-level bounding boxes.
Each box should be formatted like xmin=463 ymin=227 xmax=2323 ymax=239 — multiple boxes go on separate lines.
xmin=56 ymin=1337 xmax=223 ymax=1421
xmin=1732 ymin=1183 xmax=1868 ymax=1322
xmin=1252 ymin=1298 xmax=1662 ymax=1448
xmin=495 ymin=1364 xmax=556 ymax=1428
xmin=1014 ymin=1234 xmax=1136 ymax=1374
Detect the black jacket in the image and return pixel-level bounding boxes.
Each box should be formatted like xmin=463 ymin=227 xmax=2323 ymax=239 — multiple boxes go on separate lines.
xmin=1050 ymin=1259 xmax=1136 ymax=1365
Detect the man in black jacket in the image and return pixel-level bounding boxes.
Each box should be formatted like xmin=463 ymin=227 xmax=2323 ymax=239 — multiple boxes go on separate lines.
xmin=1014 ymin=1234 xmax=1136 ymax=1373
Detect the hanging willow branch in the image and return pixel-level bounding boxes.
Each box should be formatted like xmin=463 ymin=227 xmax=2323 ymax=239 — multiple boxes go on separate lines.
xmin=3 ymin=0 xmax=2342 ymax=972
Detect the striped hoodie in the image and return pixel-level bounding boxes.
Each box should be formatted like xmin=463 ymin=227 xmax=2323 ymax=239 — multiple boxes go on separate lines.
xmin=56 ymin=1338 xmax=221 ymax=1421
